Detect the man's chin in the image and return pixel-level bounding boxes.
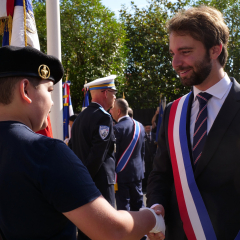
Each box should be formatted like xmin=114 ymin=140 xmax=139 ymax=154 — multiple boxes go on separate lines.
xmin=180 ymin=77 xmax=194 ymax=87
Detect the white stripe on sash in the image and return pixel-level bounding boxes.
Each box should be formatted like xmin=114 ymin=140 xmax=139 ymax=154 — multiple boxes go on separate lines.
xmin=173 ymin=94 xmax=206 ymax=239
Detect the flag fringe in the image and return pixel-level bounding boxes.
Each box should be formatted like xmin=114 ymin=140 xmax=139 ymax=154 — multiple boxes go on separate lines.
xmin=23 ymin=0 xmax=27 ymax=46
xmin=0 ymin=17 xmax=13 ymax=43
xmin=8 ymin=16 xmax=12 ymax=44
xmin=0 ymin=19 xmax=5 ymax=35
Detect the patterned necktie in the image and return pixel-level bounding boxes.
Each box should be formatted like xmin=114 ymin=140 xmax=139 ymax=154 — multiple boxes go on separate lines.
xmin=193 ymin=92 xmax=212 ymax=166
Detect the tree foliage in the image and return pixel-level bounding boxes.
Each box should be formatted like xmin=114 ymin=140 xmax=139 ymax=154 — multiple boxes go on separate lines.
xmin=33 ymin=0 xmax=127 ymax=112
xmin=189 ymin=0 xmax=240 ymax=81
xmin=119 ymin=0 xmax=240 ymax=109
xmin=1 ymin=0 xmax=239 ymax=111
xmin=119 ymin=0 xmax=191 ymax=109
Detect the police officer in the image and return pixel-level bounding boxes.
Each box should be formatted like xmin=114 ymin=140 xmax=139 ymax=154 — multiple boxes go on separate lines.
xmin=71 ymin=76 xmax=117 ymax=240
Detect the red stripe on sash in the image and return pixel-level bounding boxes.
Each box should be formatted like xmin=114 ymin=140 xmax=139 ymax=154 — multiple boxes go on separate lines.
xmin=168 ymin=98 xmax=196 ymax=240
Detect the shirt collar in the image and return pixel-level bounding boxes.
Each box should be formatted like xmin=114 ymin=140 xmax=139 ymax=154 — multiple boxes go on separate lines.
xmin=118 ymin=115 xmax=129 ymax=122
xmin=193 ymin=73 xmax=231 ymax=101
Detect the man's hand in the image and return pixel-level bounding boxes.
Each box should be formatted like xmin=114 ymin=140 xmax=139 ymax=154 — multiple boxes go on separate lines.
xmin=152 ymin=204 xmax=165 ymax=217
xmin=147 ymin=204 xmax=165 ymax=240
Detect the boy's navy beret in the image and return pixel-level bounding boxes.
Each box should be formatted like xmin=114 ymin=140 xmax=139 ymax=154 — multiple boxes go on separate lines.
xmin=0 ymin=45 xmax=64 ymax=84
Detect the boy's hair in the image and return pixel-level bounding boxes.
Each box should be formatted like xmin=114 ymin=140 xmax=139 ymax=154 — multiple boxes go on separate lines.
xmin=167 ymin=6 xmax=229 ymax=67
xmin=0 ymin=77 xmax=40 ymax=105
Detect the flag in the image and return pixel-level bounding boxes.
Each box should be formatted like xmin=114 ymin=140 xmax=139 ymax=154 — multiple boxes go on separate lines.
xmin=63 ymin=81 xmax=74 ymax=139
xmin=2 ymin=0 xmax=40 ymax=49
xmin=82 ymin=87 xmax=89 ymax=111
xmin=36 ymin=115 xmax=53 ymax=138
xmin=155 ymin=99 xmax=164 ymax=142
xmin=0 ymin=0 xmax=14 ymax=46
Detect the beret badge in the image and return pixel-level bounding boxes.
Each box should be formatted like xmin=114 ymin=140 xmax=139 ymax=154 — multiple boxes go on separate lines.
xmin=38 ymin=64 xmax=50 ymax=79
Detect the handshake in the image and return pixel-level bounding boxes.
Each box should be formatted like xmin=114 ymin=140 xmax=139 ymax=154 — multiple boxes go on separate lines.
xmin=140 ymin=206 xmax=166 ymax=238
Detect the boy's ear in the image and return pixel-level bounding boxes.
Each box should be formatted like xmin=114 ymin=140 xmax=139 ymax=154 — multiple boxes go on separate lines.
xmin=19 ymin=79 xmax=32 ymax=104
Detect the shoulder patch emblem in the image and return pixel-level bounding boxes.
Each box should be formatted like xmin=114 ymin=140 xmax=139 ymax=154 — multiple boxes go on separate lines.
xmin=99 ymin=125 xmax=109 ymax=139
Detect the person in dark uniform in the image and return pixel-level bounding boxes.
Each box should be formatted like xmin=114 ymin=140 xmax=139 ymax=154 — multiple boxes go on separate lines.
xmin=71 ymin=75 xmax=117 ymax=240
xmin=110 ymin=98 xmax=145 ymax=212
xmin=142 ymin=124 xmax=157 ymax=192
xmin=0 ymin=46 xmax=165 ymax=240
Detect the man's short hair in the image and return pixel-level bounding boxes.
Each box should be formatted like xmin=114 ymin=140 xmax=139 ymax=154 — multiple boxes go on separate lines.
xmin=115 ymin=98 xmax=129 ymax=115
xmin=167 ymin=5 xmax=229 ymax=67
xmin=0 ymin=76 xmax=39 ymax=105
xmin=128 ymin=107 xmax=133 ymax=118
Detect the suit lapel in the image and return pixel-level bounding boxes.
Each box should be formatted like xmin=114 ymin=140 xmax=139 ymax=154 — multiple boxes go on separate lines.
xmin=194 ymin=78 xmax=240 ymax=178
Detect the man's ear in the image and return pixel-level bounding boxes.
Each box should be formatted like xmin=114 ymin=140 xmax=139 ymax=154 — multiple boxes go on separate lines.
xmin=20 ymin=79 xmax=32 ymax=104
xmin=210 ymin=44 xmax=222 ymax=60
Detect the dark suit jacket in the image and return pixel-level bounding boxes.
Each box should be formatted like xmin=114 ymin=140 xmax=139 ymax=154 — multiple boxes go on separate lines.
xmin=114 ymin=117 xmax=145 ymax=183
xmin=71 ymin=103 xmax=116 ymax=203
xmin=144 ymin=132 xmax=157 ymax=174
xmin=147 ymin=78 xmax=240 ymax=240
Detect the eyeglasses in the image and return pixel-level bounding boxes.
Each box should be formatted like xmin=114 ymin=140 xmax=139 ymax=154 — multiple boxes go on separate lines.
xmin=101 ymin=89 xmax=117 ymax=95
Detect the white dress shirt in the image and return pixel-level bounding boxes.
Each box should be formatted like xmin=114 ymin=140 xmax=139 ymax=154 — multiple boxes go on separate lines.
xmin=190 ymin=73 xmax=232 ymax=147
xmin=118 ymin=115 xmax=129 ymax=122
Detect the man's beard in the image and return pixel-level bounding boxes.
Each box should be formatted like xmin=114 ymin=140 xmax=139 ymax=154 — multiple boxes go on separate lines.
xmin=177 ymin=53 xmax=212 ymax=87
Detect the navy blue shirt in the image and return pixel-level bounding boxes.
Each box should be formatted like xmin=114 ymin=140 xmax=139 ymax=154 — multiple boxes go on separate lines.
xmin=0 ymin=121 xmax=101 ymax=239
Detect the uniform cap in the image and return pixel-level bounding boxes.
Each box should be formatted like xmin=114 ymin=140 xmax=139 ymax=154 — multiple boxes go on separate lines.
xmin=84 ymin=75 xmax=117 ymax=91
xmin=0 ymin=45 xmax=64 ymax=84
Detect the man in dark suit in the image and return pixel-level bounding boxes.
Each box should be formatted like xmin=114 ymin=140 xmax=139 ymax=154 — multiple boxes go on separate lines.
xmin=71 ymin=76 xmax=117 ymax=240
xmin=142 ymin=124 xmax=157 ymax=192
xmin=146 ymin=6 xmax=240 ymax=240
xmin=110 ymin=99 xmax=145 ymax=211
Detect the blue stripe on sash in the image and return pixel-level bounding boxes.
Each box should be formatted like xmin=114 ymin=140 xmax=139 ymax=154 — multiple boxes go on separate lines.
xmin=235 ymin=231 xmax=240 ymax=240
xmin=116 ymin=120 xmax=140 ymax=173
xmin=179 ymin=93 xmax=217 ymax=240
xmin=15 ymin=0 xmax=23 ymax=6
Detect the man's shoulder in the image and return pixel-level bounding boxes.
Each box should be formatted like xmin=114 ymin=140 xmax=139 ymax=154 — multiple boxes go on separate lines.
xmin=115 ymin=117 xmax=132 ymax=128
xmin=84 ymin=103 xmax=111 ymax=118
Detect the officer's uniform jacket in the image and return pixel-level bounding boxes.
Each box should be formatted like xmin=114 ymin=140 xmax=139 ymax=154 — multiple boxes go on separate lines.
xmin=71 ymin=102 xmax=116 ymax=205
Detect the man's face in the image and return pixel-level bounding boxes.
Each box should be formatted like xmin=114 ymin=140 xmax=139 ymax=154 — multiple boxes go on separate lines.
xmin=110 ymin=101 xmax=119 ymax=122
xmin=29 ymin=80 xmax=54 ymax=131
xmin=169 ymin=32 xmax=212 ymax=88
xmin=145 ymin=125 xmax=151 ymax=134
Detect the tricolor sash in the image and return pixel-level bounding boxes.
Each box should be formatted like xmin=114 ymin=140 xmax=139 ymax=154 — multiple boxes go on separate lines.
xmin=168 ymin=92 xmax=240 ymax=240
xmin=116 ymin=119 xmax=141 ymax=173
xmin=168 ymin=92 xmax=218 ymax=240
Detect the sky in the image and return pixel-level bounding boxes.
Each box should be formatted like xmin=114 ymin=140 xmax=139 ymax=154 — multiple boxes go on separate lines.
xmin=100 ymin=0 xmax=150 ymax=17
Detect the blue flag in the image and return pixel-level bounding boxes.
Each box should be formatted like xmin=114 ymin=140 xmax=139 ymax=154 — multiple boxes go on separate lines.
xmin=82 ymin=88 xmax=89 ymax=110
xmin=155 ymin=100 xmax=164 ymax=142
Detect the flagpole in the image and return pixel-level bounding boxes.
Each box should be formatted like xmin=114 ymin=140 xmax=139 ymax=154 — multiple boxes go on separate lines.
xmin=46 ymin=0 xmax=63 ymax=140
